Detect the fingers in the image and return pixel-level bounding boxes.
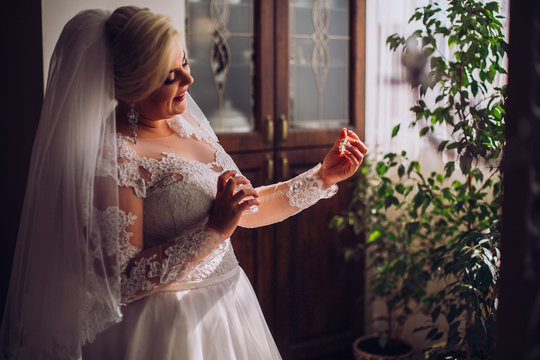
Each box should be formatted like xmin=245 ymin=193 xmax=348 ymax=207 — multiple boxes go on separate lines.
xmin=217 ymin=170 xmax=237 ymax=193
xmin=238 ymin=197 xmax=261 ymax=212
xmin=232 ymin=187 xmax=259 ymax=203
xmin=341 ymin=147 xmax=361 ymax=167
xmin=343 ymin=143 xmax=364 ymax=162
xmin=335 ymin=130 xmax=367 ymax=154
xmin=225 ymin=176 xmax=251 ymax=196
xmin=349 ymin=139 xmax=368 ymax=156
xmin=217 ymin=171 xmax=252 ymax=194
xmin=347 ymin=130 xmax=360 ymax=141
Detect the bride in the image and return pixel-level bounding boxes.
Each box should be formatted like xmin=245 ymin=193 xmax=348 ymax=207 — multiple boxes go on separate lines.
xmin=1 ymin=6 xmax=367 ymax=360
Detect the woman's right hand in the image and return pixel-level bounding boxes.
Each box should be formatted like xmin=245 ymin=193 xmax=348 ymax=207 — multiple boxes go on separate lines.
xmin=207 ymin=170 xmax=260 ymax=239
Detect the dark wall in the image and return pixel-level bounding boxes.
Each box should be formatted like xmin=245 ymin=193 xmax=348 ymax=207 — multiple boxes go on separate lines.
xmin=496 ymin=0 xmax=540 ymax=358
xmin=0 ymin=1 xmax=43 ymax=317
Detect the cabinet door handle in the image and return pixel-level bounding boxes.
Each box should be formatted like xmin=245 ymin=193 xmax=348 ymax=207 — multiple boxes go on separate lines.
xmin=280 ymin=156 xmax=289 ymax=180
xmin=279 ymin=114 xmax=289 ymax=142
xmin=265 ymin=115 xmax=274 ymax=144
xmin=265 ymin=156 xmax=274 ymax=184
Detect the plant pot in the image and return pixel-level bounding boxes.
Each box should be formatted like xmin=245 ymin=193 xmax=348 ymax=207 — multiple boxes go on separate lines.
xmin=353 ymin=335 xmax=413 ymax=360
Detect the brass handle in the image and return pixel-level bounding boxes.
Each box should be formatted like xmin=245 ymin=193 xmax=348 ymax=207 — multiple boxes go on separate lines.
xmin=265 ymin=156 xmax=274 ymax=184
xmin=265 ymin=115 xmax=274 ymax=144
xmin=279 ymin=114 xmax=289 ymax=142
xmin=280 ymin=156 xmax=289 ymax=180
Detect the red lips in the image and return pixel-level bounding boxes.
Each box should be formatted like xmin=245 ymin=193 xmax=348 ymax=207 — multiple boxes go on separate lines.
xmin=173 ymin=91 xmax=187 ymax=102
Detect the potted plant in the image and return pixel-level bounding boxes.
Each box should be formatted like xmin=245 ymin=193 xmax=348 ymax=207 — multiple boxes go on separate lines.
xmin=332 ymin=1 xmax=507 ymax=359
xmin=331 ymin=153 xmax=429 ymax=359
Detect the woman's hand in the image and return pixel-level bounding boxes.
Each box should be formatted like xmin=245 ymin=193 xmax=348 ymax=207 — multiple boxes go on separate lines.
xmin=207 ymin=170 xmax=260 ymax=239
xmin=319 ymin=128 xmax=368 ymax=187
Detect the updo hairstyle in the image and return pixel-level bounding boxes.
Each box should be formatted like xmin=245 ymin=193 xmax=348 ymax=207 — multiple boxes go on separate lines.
xmin=105 ymin=6 xmax=179 ymax=102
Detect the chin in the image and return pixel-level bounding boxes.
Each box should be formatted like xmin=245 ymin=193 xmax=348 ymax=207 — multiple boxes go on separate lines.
xmin=171 ymin=101 xmax=188 ymax=115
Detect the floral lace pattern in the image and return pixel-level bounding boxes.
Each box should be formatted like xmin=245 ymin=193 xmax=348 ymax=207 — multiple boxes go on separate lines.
xmin=115 ymin=113 xmax=338 ymax=303
xmin=120 ymin=221 xmax=225 ymax=302
xmin=286 ymin=164 xmax=338 ymax=211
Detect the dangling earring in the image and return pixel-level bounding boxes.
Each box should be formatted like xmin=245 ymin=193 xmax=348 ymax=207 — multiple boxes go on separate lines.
xmin=127 ymin=103 xmax=139 ymax=143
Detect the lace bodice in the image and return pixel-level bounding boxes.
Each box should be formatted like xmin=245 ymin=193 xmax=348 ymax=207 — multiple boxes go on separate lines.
xmin=115 ymin=111 xmax=338 ymax=302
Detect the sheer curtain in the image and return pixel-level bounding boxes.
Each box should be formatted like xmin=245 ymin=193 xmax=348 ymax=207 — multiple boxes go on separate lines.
xmin=365 ymin=0 xmax=507 ymax=169
xmin=363 ymin=0 xmax=508 ymax=346
xmin=365 ymin=0 xmax=431 ymax=162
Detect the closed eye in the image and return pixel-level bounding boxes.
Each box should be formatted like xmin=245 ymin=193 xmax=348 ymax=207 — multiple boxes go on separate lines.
xmin=164 ymin=71 xmax=176 ymax=85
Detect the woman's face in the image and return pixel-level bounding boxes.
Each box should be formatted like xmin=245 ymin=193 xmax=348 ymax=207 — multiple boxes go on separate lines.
xmin=136 ymin=39 xmax=193 ymax=121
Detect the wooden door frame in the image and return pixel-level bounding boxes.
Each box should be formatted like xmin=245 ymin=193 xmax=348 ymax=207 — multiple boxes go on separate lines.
xmin=274 ymin=0 xmax=366 ymax=150
xmin=218 ymin=0 xmax=275 ymax=153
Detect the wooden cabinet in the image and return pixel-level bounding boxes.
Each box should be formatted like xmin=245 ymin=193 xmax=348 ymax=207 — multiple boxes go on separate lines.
xmin=187 ymin=1 xmax=365 ymax=358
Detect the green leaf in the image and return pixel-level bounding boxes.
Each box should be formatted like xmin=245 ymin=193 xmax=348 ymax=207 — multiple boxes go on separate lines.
xmin=444 ymin=161 xmax=455 ymax=178
xmin=392 ymin=124 xmax=401 ymax=138
xmin=368 ymin=230 xmax=381 ymax=242
xmin=376 ymin=162 xmax=388 ymax=176
xmin=438 ymin=140 xmax=449 ymax=152
xmin=406 ymin=221 xmax=420 ymax=236
xmin=398 ymin=164 xmax=405 ymax=178
xmin=459 ymin=153 xmax=473 ymax=174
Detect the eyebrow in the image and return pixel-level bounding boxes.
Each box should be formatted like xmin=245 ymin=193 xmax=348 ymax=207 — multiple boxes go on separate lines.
xmin=167 ymin=51 xmax=188 ymax=74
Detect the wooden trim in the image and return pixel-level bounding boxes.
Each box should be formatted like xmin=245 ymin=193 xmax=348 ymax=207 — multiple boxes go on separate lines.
xmin=255 ymin=0 xmax=275 ymax=149
xmin=274 ymin=0 xmax=290 ymax=149
xmin=350 ymin=0 xmax=366 ymax=141
xmin=217 ymin=0 xmax=274 ymax=153
xmin=219 ymin=131 xmax=272 ymax=153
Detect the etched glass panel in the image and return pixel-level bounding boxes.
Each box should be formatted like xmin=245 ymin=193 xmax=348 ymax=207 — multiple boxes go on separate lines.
xmin=186 ymin=0 xmax=254 ymax=133
xmin=290 ymin=0 xmax=350 ymax=129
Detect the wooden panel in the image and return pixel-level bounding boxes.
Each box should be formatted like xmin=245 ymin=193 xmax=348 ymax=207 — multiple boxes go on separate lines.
xmin=274 ymin=0 xmax=366 ymax=150
xmin=274 ymin=147 xmax=364 ymax=360
xmin=350 ymin=0 xmax=366 ymax=141
xmin=229 ymin=150 xmax=277 ymax=331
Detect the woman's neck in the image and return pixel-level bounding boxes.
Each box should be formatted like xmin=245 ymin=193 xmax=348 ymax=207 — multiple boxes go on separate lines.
xmin=116 ymin=103 xmax=175 ymax=139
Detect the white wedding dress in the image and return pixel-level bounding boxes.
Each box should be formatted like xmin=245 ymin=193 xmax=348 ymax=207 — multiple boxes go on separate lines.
xmin=81 ymin=106 xmax=338 ymax=360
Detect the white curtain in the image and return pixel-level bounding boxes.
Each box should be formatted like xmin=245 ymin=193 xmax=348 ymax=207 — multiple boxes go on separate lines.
xmin=363 ymin=0 xmax=508 ymax=344
xmin=365 ymin=0 xmax=508 ymax=172
xmin=365 ymin=0 xmax=431 ymax=162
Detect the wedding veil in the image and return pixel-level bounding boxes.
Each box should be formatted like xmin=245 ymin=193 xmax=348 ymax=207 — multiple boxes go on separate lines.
xmin=1 ymin=9 xmax=123 ymax=359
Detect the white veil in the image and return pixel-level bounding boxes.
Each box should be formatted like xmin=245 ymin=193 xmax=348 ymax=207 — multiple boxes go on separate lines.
xmin=1 ymin=9 xmax=122 ymax=359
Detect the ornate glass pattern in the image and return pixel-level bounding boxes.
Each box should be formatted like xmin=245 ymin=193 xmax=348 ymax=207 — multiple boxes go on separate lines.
xmin=186 ymin=0 xmax=254 ymax=133
xmin=289 ymin=0 xmax=350 ymax=129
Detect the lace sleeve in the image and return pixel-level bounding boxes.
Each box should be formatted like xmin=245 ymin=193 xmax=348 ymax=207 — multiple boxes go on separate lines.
xmin=239 ymin=163 xmax=338 ymax=228
xmin=120 ymin=221 xmax=224 ymax=303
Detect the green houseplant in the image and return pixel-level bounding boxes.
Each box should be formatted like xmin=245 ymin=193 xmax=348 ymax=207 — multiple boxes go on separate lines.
xmin=332 ymin=1 xmax=507 ymax=359
xmin=331 ymin=153 xmax=431 ymax=359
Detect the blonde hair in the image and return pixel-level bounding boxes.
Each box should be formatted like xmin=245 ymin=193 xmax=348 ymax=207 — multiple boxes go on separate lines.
xmin=106 ymin=6 xmax=179 ymax=102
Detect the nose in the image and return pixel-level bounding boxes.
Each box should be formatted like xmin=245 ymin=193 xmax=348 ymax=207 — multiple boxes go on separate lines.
xmin=179 ymin=69 xmax=194 ymax=87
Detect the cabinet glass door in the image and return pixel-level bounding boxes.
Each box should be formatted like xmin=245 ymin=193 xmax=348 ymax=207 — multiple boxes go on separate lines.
xmin=186 ymin=0 xmax=255 ymax=133
xmin=289 ymin=0 xmax=350 ymax=130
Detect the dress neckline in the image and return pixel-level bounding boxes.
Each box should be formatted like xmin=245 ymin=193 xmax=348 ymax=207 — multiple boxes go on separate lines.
xmin=133 ymin=133 xmax=177 ymax=141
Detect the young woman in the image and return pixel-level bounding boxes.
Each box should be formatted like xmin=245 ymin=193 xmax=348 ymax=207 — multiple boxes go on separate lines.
xmin=1 ymin=7 xmax=367 ymax=359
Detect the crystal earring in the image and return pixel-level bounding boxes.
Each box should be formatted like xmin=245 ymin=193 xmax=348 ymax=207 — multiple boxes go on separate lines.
xmin=127 ymin=103 xmax=139 ymax=143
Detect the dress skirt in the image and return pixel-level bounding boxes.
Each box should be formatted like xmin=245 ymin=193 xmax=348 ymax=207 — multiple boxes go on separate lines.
xmin=82 ymin=267 xmax=282 ymax=360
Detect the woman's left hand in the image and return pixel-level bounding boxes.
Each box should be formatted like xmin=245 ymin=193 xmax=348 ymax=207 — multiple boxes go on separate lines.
xmin=319 ymin=128 xmax=368 ymax=188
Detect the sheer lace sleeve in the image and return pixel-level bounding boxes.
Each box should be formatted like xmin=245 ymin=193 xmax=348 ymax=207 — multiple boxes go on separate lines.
xmin=120 ymin=220 xmax=224 ymax=303
xmin=115 ymin=142 xmax=228 ymax=303
xmin=116 ymin=176 xmax=225 ymax=304
xmin=239 ymin=163 xmax=338 ymax=228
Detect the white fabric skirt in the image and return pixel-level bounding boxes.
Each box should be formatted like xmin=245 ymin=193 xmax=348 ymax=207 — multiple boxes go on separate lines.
xmin=83 ymin=267 xmax=281 ymax=360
